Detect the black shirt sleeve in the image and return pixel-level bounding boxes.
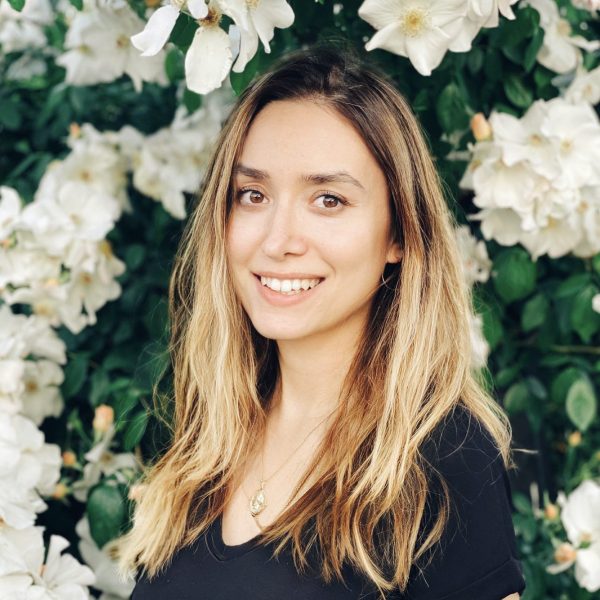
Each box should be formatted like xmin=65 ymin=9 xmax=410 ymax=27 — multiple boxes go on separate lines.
xmin=402 ymin=407 xmax=526 ymax=600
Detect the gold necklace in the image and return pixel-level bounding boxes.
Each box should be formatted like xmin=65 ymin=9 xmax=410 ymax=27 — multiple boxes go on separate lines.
xmin=248 ymin=407 xmax=336 ymax=520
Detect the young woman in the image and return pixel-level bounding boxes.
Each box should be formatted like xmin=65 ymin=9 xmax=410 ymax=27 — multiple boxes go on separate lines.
xmin=121 ymin=46 xmax=526 ymax=599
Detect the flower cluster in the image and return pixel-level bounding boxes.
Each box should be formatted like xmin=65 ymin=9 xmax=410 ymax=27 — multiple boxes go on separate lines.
xmin=461 ymin=97 xmax=600 ymax=260
xmin=131 ymin=0 xmax=295 ymax=94
xmin=455 ymin=225 xmax=493 ymax=368
xmin=546 ymin=479 xmax=600 ymax=593
xmin=0 ymin=301 xmax=96 ymax=595
xmin=357 ymin=0 xmax=519 ymax=76
xmin=57 ymin=0 xmax=168 ymax=91
xmin=1 ymin=183 xmax=125 ymax=335
xmin=523 ymin=0 xmax=600 ymax=74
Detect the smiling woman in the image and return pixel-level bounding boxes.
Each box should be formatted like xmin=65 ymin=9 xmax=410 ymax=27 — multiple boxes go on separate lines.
xmin=119 ymin=45 xmax=526 ymax=599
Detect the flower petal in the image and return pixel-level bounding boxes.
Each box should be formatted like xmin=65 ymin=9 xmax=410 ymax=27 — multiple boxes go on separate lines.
xmin=131 ymin=5 xmax=180 ymax=57
xmin=187 ymin=0 xmax=208 ymax=19
xmin=185 ymin=26 xmax=232 ymax=94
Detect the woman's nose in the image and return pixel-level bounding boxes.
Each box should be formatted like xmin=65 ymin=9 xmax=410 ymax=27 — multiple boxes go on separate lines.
xmin=261 ymin=199 xmax=308 ymax=259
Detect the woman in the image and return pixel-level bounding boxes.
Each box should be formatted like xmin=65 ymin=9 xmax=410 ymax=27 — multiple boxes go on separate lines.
xmin=121 ymin=45 xmax=526 ymax=599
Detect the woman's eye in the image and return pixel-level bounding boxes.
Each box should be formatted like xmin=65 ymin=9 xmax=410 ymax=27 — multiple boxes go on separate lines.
xmin=314 ymin=194 xmax=347 ymax=210
xmin=237 ymin=189 xmax=266 ymax=204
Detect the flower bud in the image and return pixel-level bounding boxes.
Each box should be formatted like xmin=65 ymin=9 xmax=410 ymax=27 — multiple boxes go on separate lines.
xmin=69 ymin=123 xmax=81 ymax=139
xmin=470 ymin=113 xmax=492 ymax=141
xmin=544 ymin=503 xmax=559 ymax=520
xmin=568 ymin=431 xmax=582 ymax=447
xmin=554 ymin=542 xmax=577 ymax=564
xmin=51 ymin=483 xmax=69 ymax=500
xmin=62 ymin=451 xmax=77 ymax=467
xmin=93 ymin=404 xmax=114 ymax=433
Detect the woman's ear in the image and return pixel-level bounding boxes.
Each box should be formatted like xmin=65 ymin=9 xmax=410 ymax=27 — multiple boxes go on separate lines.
xmin=386 ymin=241 xmax=403 ymax=264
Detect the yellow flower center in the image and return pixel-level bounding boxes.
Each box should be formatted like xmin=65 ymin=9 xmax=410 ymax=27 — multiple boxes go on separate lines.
xmin=246 ymin=0 xmax=260 ymax=8
xmin=399 ymin=8 xmax=429 ymax=37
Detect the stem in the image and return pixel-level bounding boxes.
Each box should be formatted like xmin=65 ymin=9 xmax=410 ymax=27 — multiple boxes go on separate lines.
xmin=548 ymin=345 xmax=600 ymax=356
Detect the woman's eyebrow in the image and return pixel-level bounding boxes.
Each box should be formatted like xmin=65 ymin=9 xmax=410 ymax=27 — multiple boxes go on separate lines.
xmin=233 ymin=163 xmax=366 ymax=191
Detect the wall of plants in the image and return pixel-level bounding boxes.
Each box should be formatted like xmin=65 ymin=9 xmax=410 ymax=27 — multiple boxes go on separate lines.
xmin=0 ymin=0 xmax=599 ymax=598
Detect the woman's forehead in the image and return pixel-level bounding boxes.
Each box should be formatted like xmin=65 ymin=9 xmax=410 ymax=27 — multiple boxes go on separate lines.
xmin=236 ymin=99 xmax=384 ymax=189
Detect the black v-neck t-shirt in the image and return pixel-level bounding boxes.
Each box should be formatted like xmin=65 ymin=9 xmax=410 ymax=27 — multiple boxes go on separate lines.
xmin=132 ymin=408 xmax=526 ymax=599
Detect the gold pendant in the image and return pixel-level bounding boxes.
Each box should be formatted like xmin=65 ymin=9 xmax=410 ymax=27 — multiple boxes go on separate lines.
xmin=249 ymin=481 xmax=267 ymax=517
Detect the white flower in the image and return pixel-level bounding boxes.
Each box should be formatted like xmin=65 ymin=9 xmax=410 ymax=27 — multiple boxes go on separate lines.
xmin=57 ymin=0 xmax=168 ymax=91
xmin=455 ymin=225 xmax=492 ymax=285
xmin=20 ymin=182 xmax=120 ymax=257
xmin=131 ymin=0 xmax=208 ymax=57
xmin=131 ymin=89 xmax=231 ymax=217
xmin=462 ymin=98 xmax=600 ymax=259
xmin=76 ymin=517 xmax=135 ymax=599
xmin=450 ymin=0 xmax=518 ymax=52
xmin=36 ymin=123 xmax=130 ymax=215
xmin=0 ymin=186 xmax=22 ymax=241
xmin=523 ymin=0 xmax=600 ymax=74
xmin=547 ymin=480 xmax=600 ymax=593
xmin=571 ymin=0 xmax=600 ymax=12
xmin=132 ymin=0 xmax=233 ymax=94
xmin=0 ymin=526 xmax=95 ymax=598
xmin=0 ymin=0 xmax=53 ymax=53
xmin=469 ymin=312 xmax=489 ymax=368
xmin=358 ymin=0 xmax=468 ymax=76
xmin=565 ymin=66 xmax=600 ymax=105
xmin=218 ymin=0 xmax=295 ymax=73
xmin=72 ymin=426 xmax=139 ymax=502
xmin=0 ymin=306 xmax=66 ymax=365
xmin=593 ymin=293 xmax=600 ymax=314
xmin=20 ymin=359 xmax=64 ymax=426
xmin=0 ymin=414 xmax=60 ymax=529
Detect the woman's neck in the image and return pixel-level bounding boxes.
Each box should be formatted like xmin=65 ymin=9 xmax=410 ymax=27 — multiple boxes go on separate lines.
xmin=272 ymin=321 xmax=362 ymax=423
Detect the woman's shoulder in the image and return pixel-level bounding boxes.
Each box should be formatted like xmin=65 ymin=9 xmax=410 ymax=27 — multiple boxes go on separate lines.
xmin=404 ymin=405 xmax=525 ymax=600
xmin=422 ymin=404 xmax=505 ymax=492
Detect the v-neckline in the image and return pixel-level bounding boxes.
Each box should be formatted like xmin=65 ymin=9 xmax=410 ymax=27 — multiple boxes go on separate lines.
xmin=207 ymin=514 xmax=263 ymax=560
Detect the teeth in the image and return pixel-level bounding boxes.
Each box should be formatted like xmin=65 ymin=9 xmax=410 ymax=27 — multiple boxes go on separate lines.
xmin=259 ymin=276 xmax=322 ymax=294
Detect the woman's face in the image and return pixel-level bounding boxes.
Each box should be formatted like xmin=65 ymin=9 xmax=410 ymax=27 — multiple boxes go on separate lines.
xmin=226 ymin=99 xmax=401 ymax=343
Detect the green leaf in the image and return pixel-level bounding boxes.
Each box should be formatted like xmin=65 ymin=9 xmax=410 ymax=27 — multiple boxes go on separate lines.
xmin=551 ymin=367 xmax=585 ymax=404
xmin=478 ymin=301 xmax=503 ymax=350
xmin=556 ymin=272 xmax=592 ymax=298
xmin=512 ymin=491 xmax=533 ymax=515
xmin=90 ymin=368 xmax=110 ymax=407
xmin=123 ymin=410 xmax=149 ymax=451
xmin=62 ymin=354 xmax=89 ymax=399
xmin=592 ymin=253 xmax=600 ymax=275
xmin=523 ymin=28 xmax=544 ymax=72
xmin=68 ymin=0 xmax=83 ymax=9
xmin=492 ymin=248 xmax=537 ymax=303
xmin=229 ymin=48 xmax=263 ymax=96
xmin=0 ymin=99 xmax=22 ymax=130
xmin=570 ymin=284 xmax=600 ymax=342
xmin=504 ymin=74 xmax=533 ymax=109
xmin=165 ymin=48 xmax=185 ymax=83
xmin=169 ymin=13 xmax=197 ymax=51
xmin=88 ymin=484 xmax=127 ymax=548
xmin=435 ymin=83 xmax=469 ymax=133
xmin=504 ymin=381 xmax=529 ymax=415
xmin=183 ymin=88 xmax=202 ymax=113
xmin=566 ymin=377 xmax=597 ymax=432
xmin=7 ymin=0 xmax=25 ymax=10
xmin=521 ymin=293 xmax=548 ymax=332
xmin=124 ymin=244 xmax=146 ymax=271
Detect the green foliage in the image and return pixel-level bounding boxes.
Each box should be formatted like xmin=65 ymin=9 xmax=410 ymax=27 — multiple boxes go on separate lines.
xmin=88 ymin=483 xmax=128 ymax=548
xmin=2 ymin=1 xmax=599 ymax=598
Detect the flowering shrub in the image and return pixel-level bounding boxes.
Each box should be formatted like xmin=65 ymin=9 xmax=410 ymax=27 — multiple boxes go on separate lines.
xmin=0 ymin=0 xmax=599 ymax=598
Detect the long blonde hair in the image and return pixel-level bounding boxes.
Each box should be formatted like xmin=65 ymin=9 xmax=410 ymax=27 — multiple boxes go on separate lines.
xmin=119 ymin=45 xmax=514 ymax=595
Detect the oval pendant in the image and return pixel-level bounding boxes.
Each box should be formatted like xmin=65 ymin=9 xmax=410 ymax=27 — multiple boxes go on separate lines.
xmin=249 ymin=486 xmax=267 ymax=517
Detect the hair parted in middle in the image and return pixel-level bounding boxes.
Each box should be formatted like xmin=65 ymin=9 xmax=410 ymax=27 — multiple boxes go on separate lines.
xmin=118 ymin=43 xmax=514 ymax=597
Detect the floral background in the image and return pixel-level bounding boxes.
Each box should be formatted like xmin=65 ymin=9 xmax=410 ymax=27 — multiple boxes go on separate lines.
xmin=0 ymin=0 xmax=599 ymax=598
